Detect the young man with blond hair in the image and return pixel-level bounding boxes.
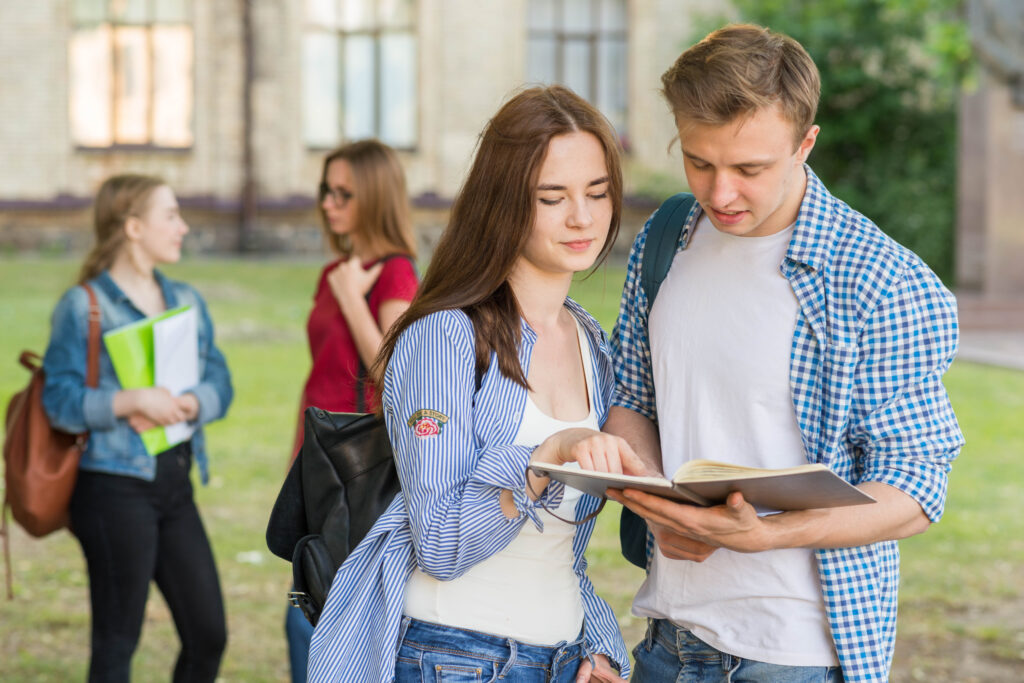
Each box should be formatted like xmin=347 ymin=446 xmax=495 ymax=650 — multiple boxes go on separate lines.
xmin=591 ymin=24 xmax=962 ymax=682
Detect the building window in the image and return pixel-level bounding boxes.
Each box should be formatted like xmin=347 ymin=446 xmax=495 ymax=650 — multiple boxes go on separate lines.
xmin=526 ymin=0 xmax=628 ymax=143
xmin=69 ymin=0 xmax=193 ymax=148
xmin=303 ymin=0 xmax=418 ymax=149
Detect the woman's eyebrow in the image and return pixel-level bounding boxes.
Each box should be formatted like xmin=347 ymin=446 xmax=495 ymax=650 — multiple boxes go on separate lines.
xmin=537 ymin=176 xmax=610 ymax=191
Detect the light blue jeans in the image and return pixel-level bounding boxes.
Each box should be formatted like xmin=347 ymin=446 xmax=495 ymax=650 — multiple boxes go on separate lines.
xmin=394 ymin=617 xmax=586 ymax=682
xmin=632 ymin=619 xmax=844 ymax=683
xmin=284 ymin=601 xmax=313 ymax=683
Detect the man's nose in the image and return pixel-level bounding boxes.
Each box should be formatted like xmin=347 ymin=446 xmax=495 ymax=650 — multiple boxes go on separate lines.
xmin=709 ymin=173 xmax=739 ymax=207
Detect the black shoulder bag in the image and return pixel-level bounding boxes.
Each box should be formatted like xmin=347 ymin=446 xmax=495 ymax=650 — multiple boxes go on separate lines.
xmin=266 ymin=408 xmax=399 ymax=627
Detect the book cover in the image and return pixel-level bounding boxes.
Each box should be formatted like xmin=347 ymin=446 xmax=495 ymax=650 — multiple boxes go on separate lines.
xmin=103 ymin=306 xmax=198 ymax=456
xmin=529 ymin=460 xmax=876 ymax=511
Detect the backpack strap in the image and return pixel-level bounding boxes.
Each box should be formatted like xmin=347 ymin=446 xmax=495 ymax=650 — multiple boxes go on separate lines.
xmin=82 ymin=283 xmax=101 ymax=389
xmin=3 ymin=283 xmax=101 ymax=599
xmin=640 ymin=193 xmax=696 ymax=313
xmin=620 ymin=192 xmax=696 ymax=571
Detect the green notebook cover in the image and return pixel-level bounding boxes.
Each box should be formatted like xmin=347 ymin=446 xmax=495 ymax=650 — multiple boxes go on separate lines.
xmin=102 ymin=306 xmax=191 ymax=456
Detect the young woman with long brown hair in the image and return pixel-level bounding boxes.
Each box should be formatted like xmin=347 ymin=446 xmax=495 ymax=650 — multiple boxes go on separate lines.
xmin=293 ymin=139 xmax=419 ymax=454
xmin=307 ymin=86 xmax=641 ymax=682
xmin=42 ymin=175 xmax=233 ymax=682
xmin=285 ymin=140 xmax=419 ymax=681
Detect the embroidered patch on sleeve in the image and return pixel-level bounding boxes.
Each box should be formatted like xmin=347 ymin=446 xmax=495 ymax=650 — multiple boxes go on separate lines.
xmin=407 ymin=409 xmax=449 ymax=439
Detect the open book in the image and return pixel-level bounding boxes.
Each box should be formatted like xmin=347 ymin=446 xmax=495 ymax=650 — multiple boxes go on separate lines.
xmin=529 ymin=459 xmax=875 ymax=511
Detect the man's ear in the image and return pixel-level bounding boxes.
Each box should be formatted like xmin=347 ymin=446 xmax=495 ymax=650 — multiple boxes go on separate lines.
xmin=796 ymin=125 xmax=820 ymax=163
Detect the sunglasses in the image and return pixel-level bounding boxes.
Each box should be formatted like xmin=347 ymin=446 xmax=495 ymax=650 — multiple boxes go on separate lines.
xmin=318 ymin=182 xmax=354 ymax=207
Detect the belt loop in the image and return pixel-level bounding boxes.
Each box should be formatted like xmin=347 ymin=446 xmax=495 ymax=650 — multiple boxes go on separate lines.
xmin=559 ymin=642 xmax=585 ymax=679
xmin=397 ymin=615 xmax=412 ymax=646
xmin=497 ymin=637 xmax=518 ymax=678
xmin=644 ymin=618 xmax=655 ymax=651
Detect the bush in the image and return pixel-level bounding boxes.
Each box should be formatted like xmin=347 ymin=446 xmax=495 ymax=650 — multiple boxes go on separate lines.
xmin=698 ymin=0 xmax=973 ymax=283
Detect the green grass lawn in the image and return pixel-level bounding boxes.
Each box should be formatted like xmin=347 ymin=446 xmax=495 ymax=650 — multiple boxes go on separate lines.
xmin=1 ymin=257 xmax=1021 ymax=681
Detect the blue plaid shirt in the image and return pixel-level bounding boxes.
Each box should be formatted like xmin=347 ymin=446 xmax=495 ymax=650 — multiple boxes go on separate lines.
xmin=611 ymin=166 xmax=963 ymax=682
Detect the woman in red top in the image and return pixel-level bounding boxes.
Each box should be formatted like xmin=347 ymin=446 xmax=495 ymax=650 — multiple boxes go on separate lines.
xmin=287 ymin=139 xmax=419 ymax=681
xmin=293 ymin=140 xmax=419 ymax=455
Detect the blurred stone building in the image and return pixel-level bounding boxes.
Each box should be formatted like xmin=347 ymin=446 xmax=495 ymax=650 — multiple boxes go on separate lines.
xmin=958 ymin=0 xmax=1024 ymax=302
xmin=0 ymin=0 xmax=719 ymax=256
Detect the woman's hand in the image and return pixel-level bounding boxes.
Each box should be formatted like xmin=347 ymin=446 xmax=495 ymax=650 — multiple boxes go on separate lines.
xmin=524 ymin=428 xmax=651 ymax=503
xmin=534 ymin=428 xmax=651 ymax=475
xmin=175 ymin=393 xmax=200 ymax=421
xmin=327 ymin=256 xmax=384 ymax=308
xmin=116 ymin=387 xmax=186 ymax=426
xmin=576 ymin=653 xmax=621 ymax=682
xmin=127 ymin=414 xmax=157 ymax=433
xmin=126 ymin=392 xmax=198 ymax=433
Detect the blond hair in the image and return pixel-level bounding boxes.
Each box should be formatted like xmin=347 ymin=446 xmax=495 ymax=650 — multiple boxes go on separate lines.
xmin=318 ymin=140 xmax=416 ymax=259
xmin=661 ymin=24 xmax=820 ymax=147
xmin=79 ymin=174 xmax=166 ymax=283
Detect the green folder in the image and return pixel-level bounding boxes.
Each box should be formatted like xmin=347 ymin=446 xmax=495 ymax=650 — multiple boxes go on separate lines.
xmin=103 ymin=306 xmax=191 ymax=456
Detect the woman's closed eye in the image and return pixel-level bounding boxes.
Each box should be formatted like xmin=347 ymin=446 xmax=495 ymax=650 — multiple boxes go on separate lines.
xmin=539 ymin=191 xmax=607 ymax=206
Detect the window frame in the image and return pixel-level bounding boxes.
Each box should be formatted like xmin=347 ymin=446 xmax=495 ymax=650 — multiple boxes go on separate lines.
xmin=526 ymin=0 xmax=628 ymax=147
xmin=69 ymin=0 xmax=195 ymax=151
xmin=303 ymin=0 xmax=419 ymax=151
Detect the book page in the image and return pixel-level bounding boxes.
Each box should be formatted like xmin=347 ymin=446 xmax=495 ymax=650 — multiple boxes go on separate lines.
xmin=528 ymin=463 xmax=711 ymax=505
xmin=154 ymin=307 xmax=199 ymax=445
xmin=673 ymin=459 xmax=827 ymax=483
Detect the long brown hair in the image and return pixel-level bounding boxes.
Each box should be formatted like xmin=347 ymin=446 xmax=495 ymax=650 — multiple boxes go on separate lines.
xmin=78 ymin=174 xmax=166 ymax=283
xmin=318 ymin=139 xmax=417 ymax=258
xmin=375 ymin=85 xmax=622 ymax=389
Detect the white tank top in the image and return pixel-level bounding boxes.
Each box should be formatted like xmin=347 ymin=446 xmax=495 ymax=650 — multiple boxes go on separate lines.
xmin=403 ymin=318 xmax=598 ymax=645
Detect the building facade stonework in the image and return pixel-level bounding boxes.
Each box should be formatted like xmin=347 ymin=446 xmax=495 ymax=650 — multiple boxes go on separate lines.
xmin=1 ymin=0 xmax=720 ymax=256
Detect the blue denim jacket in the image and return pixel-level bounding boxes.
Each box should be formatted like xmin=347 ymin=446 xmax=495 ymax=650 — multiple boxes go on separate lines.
xmin=42 ymin=270 xmax=233 ymax=484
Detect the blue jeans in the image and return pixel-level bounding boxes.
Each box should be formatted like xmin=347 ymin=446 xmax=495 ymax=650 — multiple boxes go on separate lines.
xmin=395 ymin=617 xmax=585 ymax=682
xmin=632 ymin=619 xmax=843 ymax=683
xmin=284 ymin=599 xmax=314 ymax=683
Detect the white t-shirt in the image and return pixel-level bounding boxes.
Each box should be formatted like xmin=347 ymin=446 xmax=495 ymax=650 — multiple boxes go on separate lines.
xmin=632 ymin=215 xmax=839 ymax=667
xmin=403 ymin=318 xmax=595 ymax=645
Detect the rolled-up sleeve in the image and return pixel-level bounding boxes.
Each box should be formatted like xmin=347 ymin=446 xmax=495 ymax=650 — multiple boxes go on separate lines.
xmin=850 ymin=261 xmax=964 ymax=522
xmin=43 ymin=287 xmax=117 ymax=433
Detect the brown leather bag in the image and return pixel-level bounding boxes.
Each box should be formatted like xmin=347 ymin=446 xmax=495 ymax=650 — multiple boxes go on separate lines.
xmin=2 ymin=284 xmax=100 ymax=598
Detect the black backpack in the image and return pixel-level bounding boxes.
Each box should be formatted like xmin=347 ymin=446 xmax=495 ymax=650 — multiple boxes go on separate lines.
xmin=266 ymin=342 xmax=483 ymax=626
xmin=619 ymin=192 xmax=696 ymax=569
xmin=266 ymin=409 xmax=399 ymax=626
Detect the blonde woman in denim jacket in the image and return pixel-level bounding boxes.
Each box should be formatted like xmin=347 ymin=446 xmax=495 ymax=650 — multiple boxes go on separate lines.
xmin=42 ymin=175 xmax=233 ymax=683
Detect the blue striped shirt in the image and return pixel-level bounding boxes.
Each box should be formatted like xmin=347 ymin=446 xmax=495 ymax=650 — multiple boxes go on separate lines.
xmin=308 ymin=299 xmax=631 ymax=681
xmin=611 ymin=166 xmax=964 ymax=682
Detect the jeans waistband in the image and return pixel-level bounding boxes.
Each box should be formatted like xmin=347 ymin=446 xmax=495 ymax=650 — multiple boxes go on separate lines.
xmin=400 ymin=617 xmax=583 ymax=667
xmin=647 ymin=617 xmax=702 ymax=652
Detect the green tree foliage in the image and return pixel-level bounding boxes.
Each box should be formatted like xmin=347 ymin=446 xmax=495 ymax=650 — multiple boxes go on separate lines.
xmin=702 ymin=0 xmax=973 ymax=282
